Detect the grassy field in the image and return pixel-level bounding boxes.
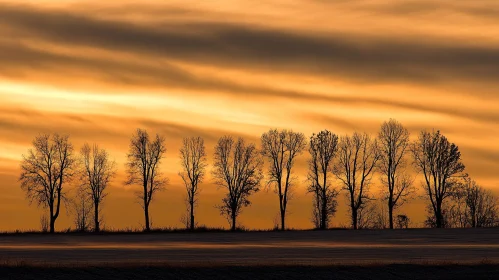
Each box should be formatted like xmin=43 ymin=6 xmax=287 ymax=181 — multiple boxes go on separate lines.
xmin=0 ymin=228 xmax=497 ymax=279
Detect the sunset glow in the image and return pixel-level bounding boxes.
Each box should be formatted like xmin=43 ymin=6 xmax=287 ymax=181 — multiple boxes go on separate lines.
xmin=0 ymin=0 xmax=498 ymax=231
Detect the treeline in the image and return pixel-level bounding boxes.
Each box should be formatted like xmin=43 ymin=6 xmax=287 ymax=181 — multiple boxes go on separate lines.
xmin=19 ymin=119 xmax=498 ymax=233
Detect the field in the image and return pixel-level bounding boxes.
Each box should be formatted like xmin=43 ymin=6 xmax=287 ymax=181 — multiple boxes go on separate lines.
xmin=0 ymin=228 xmax=498 ymax=279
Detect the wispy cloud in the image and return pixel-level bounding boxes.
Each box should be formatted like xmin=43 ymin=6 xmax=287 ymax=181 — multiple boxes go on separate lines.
xmin=0 ymin=0 xmax=497 ymax=230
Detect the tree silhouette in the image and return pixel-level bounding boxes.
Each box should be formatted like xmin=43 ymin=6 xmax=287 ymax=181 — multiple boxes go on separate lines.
xmin=334 ymin=132 xmax=380 ymax=230
xmin=396 ymin=214 xmax=410 ymax=229
xmin=212 ymin=136 xmax=263 ymax=231
xmin=20 ymin=133 xmax=76 ymax=233
xmin=125 ymin=129 xmax=167 ymax=232
xmin=71 ymin=191 xmax=92 ymax=232
xmin=261 ymin=129 xmax=306 ymax=230
xmin=378 ymin=119 xmax=414 ymax=229
xmin=80 ymin=143 xmax=116 ymax=232
xmin=358 ymin=202 xmax=388 ymax=229
xmin=307 ymin=130 xmax=339 ymax=230
xmin=40 ymin=214 xmax=49 ymax=233
xmin=179 ymin=137 xmax=207 ymax=230
xmin=411 ymin=130 xmax=465 ymax=228
xmin=452 ymin=177 xmax=498 ymax=228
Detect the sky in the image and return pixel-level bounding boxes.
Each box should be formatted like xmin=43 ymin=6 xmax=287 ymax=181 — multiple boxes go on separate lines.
xmin=0 ymin=0 xmax=498 ymax=231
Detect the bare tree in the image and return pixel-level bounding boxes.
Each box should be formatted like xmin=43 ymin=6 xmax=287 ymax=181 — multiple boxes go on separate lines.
xmin=411 ymin=130 xmax=465 ymax=228
xmin=40 ymin=214 xmax=49 ymax=233
xmin=125 ymin=128 xmax=167 ymax=231
xmin=71 ymin=193 xmax=92 ymax=232
xmin=311 ymin=191 xmax=338 ymax=229
xmin=334 ymin=132 xmax=380 ymax=230
xmin=180 ymin=207 xmax=198 ymax=230
xmin=20 ymin=133 xmax=76 ymax=233
xmin=179 ymin=137 xmax=207 ymax=230
xmin=453 ymin=177 xmax=498 ymax=228
xmin=212 ymin=136 xmax=263 ymax=231
xmin=80 ymin=143 xmax=116 ymax=232
xmin=261 ymin=129 xmax=306 ymax=230
xmin=396 ymin=214 xmax=410 ymax=229
xmin=356 ymin=200 xmax=388 ymax=229
xmin=307 ymin=130 xmax=339 ymax=230
xmin=425 ymin=203 xmax=456 ymax=228
xmin=378 ymin=119 xmax=413 ymax=229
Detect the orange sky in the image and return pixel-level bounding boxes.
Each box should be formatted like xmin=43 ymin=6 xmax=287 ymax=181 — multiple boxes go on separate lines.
xmin=0 ymin=0 xmax=498 ymax=231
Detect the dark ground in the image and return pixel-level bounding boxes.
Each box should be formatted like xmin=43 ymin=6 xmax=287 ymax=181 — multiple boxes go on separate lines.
xmin=1 ymin=264 xmax=498 ymax=280
xmin=0 ymin=228 xmax=498 ymax=279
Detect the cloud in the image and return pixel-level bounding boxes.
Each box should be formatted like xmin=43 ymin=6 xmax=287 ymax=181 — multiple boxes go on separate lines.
xmin=0 ymin=1 xmax=498 ymax=231
xmin=0 ymin=108 xmax=252 ymax=148
xmin=1 ymin=3 xmax=499 ymax=89
xmin=1 ymin=3 xmax=498 ymax=126
xmin=1 ymin=43 xmax=498 ymax=125
xmin=359 ymin=0 xmax=499 ymax=19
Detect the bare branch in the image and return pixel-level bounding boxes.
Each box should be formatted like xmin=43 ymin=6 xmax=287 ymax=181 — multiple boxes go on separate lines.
xmin=178 ymin=137 xmax=207 ymax=230
xmin=212 ymin=136 xmax=263 ymax=231
xmin=125 ymin=128 xmax=167 ymax=231
xmin=19 ymin=133 xmax=76 ymax=233
xmin=79 ymin=143 xmax=116 ymax=232
xmin=333 ymin=132 xmax=380 ymax=230
xmin=307 ymin=130 xmax=339 ymax=230
xmin=377 ymin=119 xmax=414 ymax=229
xmin=411 ymin=130 xmax=465 ymax=228
xmin=261 ymin=129 xmax=306 ymax=230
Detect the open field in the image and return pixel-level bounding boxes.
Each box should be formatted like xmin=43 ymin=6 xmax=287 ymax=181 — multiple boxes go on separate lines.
xmin=0 ymin=228 xmax=498 ymax=279
xmin=1 ymin=264 xmax=498 ymax=280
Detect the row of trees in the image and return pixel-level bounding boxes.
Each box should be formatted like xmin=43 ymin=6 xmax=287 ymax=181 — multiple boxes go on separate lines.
xmin=19 ymin=119 xmax=497 ymax=233
xmin=20 ymin=136 xmax=115 ymax=233
xmin=425 ymin=177 xmax=499 ymax=229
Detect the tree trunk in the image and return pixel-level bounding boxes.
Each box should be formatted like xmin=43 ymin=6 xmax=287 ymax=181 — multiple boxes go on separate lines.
xmin=388 ymin=201 xmax=394 ymax=229
xmin=231 ymin=213 xmax=237 ymax=231
xmin=435 ymin=202 xmax=443 ymax=228
xmin=280 ymin=208 xmax=286 ymax=231
xmin=94 ymin=202 xmax=100 ymax=233
xmin=279 ymin=191 xmax=286 ymax=231
xmin=144 ymin=204 xmax=150 ymax=231
xmin=50 ymin=216 xmax=55 ymax=233
xmin=50 ymin=219 xmax=55 ymax=233
xmin=52 ymin=188 xmax=62 ymax=234
xmin=190 ymin=201 xmax=195 ymax=231
xmin=352 ymin=207 xmax=358 ymax=230
xmin=49 ymin=204 xmax=55 ymax=233
xmin=143 ymin=180 xmax=150 ymax=231
xmin=321 ymin=193 xmax=327 ymax=230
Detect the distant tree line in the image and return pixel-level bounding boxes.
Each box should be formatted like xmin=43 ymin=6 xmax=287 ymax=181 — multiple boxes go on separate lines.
xmin=19 ymin=120 xmax=498 ymax=233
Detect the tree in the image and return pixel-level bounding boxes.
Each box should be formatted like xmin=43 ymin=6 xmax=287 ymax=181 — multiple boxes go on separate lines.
xmin=311 ymin=192 xmax=338 ymax=229
xmin=80 ymin=143 xmax=116 ymax=232
xmin=212 ymin=136 xmax=263 ymax=231
xmin=334 ymin=132 xmax=380 ymax=230
xmin=71 ymin=192 xmax=92 ymax=232
xmin=411 ymin=130 xmax=465 ymax=228
xmin=40 ymin=214 xmax=49 ymax=233
xmin=424 ymin=203 xmax=455 ymax=228
xmin=453 ymin=177 xmax=498 ymax=228
xmin=357 ymin=201 xmax=388 ymax=229
xmin=307 ymin=130 xmax=339 ymax=230
xmin=261 ymin=129 xmax=306 ymax=230
xmin=378 ymin=119 xmax=413 ymax=229
xmin=396 ymin=214 xmax=410 ymax=229
xmin=179 ymin=137 xmax=207 ymax=230
xmin=20 ymin=133 xmax=76 ymax=233
xmin=125 ymin=128 xmax=167 ymax=231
